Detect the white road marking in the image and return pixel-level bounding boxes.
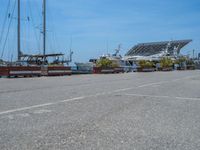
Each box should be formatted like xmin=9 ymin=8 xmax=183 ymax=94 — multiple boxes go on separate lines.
xmin=62 ymin=97 xmax=85 ymax=102
xmin=124 ymin=93 xmax=169 ymax=98
xmin=124 ymin=93 xmax=200 ymax=101
xmin=0 ymin=103 xmax=53 ymax=115
xmin=0 ymin=97 xmax=85 ymax=115
xmin=0 ymin=74 xmax=199 ymax=116
xmin=114 ymin=88 xmax=132 ymax=92
xmin=1 ymin=113 xmax=30 ymax=120
xmin=138 ymin=82 xmax=162 ymax=88
xmin=175 ymin=96 xmax=200 ymax=101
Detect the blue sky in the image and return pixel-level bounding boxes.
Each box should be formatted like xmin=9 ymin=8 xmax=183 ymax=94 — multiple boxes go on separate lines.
xmin=0 ymin=0 xmax=200 ymax=62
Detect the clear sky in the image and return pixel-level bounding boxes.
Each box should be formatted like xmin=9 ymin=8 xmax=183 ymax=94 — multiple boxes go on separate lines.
xmin=0 ymin=0 xmax=200 ymax=62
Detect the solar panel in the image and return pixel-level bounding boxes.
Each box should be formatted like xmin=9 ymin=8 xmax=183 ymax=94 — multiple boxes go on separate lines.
xmin=126 ymin=39 xmax=192 ymax=56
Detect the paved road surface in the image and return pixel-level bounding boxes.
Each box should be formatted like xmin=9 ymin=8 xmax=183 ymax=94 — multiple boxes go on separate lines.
xmin=0 ymin=71 xmax=200 ymax=150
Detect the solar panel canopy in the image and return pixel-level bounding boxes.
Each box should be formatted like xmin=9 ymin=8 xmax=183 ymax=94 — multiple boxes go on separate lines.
xmin=126 ymin=39 xmax=192 ymax=56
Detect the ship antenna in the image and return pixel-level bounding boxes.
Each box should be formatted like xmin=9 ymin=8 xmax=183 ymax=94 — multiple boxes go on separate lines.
xmin=43 ymin=0 xmax=46 ymax=64
xmin=69 ymin=37 xmax=73 ymax=63
xmin=17 ymin=0 xmax=21 ymax=61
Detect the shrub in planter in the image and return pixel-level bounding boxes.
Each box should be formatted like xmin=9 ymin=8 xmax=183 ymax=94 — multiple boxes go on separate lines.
xmin=111 ymin=60 xmax=120 ymax=68
xmin=176 ymin=56 xmax=187 ymax=64
xmin=96 ymin=58 xmax=120 ymax=68
xmin=175 ymin=56 xmax=187 ymax=70
xmin=95 ymin=58 xmax=121 ymax=73
xmin=139 ymin=60 xmax=154 ymax=68
xmin=186 ymin=59 xmax=195 ymax=70
xmin=160 ymin=57 xmax=173 ymax=70
xmin=96 ymin=58 xmax=113 ymax=68
xmin=138 ymin=60 xmax=155 ymax=72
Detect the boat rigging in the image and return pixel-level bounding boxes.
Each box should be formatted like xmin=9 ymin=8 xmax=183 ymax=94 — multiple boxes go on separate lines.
xmin=0 ymin=0 xmax=73 ymax=66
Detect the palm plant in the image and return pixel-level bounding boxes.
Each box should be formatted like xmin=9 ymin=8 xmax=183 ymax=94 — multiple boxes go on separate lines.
xmin=160 ymin=57 xmax=173 ymax=68
xmin=138 ymin=60 xmax=154 ymax=69
xmin=186 ymin=59 xmax=195 ymax=66
xmin=96 ymin=58 xmax=119 ymax=68
xmin=175 ymin=56 xmax=187 ymax=65
xmin=186 ymin=59 xmax=195 ymax=70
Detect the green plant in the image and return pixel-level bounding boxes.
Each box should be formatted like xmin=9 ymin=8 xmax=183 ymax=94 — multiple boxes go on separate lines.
xmin=186 ymin=59 xmax=195 ymax=66
xmin=138 ymin=60 xmax=154 ymax=68
xmin=96 ymin=58 xmax=113 ymax=68
xmin=111 ymin=60 xmax=120 ymax=68
xmin=175 ymin=56 xmax=187 ymax=65
xmin=160 ymin=57 xmax=173 ymax=68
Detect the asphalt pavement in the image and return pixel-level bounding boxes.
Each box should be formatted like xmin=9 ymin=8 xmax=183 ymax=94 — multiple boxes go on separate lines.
xmin=0 ymin=70 xmax=200 ymax=150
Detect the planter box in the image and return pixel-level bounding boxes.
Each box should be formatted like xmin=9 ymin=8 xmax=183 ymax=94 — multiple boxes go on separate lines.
xmin=0 ymin=67 xmax=9 ymax=77
xmin=0 ymin=66 xmax=72 ymax=78
xmin=9 ymin=66 xmax=41 ymax=77
xmin=186 ymin=65 xmax=195 ymax=70
xmin=93 ymin=67 xmax=124 ymax=74
xmin=93 ymin=67 xmax=114 ymax=74
xmin=0 ymin=66 xmax=41 ymax=77
xmin=47 ymin=66 xmax=72 ymax=76
xmin=161 ymin=67 xmax=173 ymax=71
xmin=113 ymin=67 xmax=124 ymax=73
xmin=177 ymin=67 xmax=186 ymax=70
xmin=93 ymin=67 xmax=103 ymax=74
xmin=137 ymin=68 xmax=155 ymax=72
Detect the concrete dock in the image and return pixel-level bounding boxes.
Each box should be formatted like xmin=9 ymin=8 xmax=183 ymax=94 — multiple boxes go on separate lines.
xmin=0 ymin=71 xmax=200 ymax=149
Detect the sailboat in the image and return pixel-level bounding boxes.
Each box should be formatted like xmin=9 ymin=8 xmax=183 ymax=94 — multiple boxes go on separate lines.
xmin=18 ymin=0 xmax=73 ymax=66
xmin=0 ymin=0 xmax=72 ymax=77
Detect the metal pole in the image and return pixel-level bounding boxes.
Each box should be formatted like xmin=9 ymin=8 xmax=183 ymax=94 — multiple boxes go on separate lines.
xmin=17 ymin=0 xmax=21 ymax=61
xmin=43 ymin=0 xmax=46 ymax=63
xmin=193 ymin=49 xmax=195 ymax=60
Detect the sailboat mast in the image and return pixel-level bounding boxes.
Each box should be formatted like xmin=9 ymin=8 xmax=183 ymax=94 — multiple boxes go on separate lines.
xmin=43 ymin=0 xmax=46 ymax=62
xmin=17 ymin=0 xmax=21 ymax=61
